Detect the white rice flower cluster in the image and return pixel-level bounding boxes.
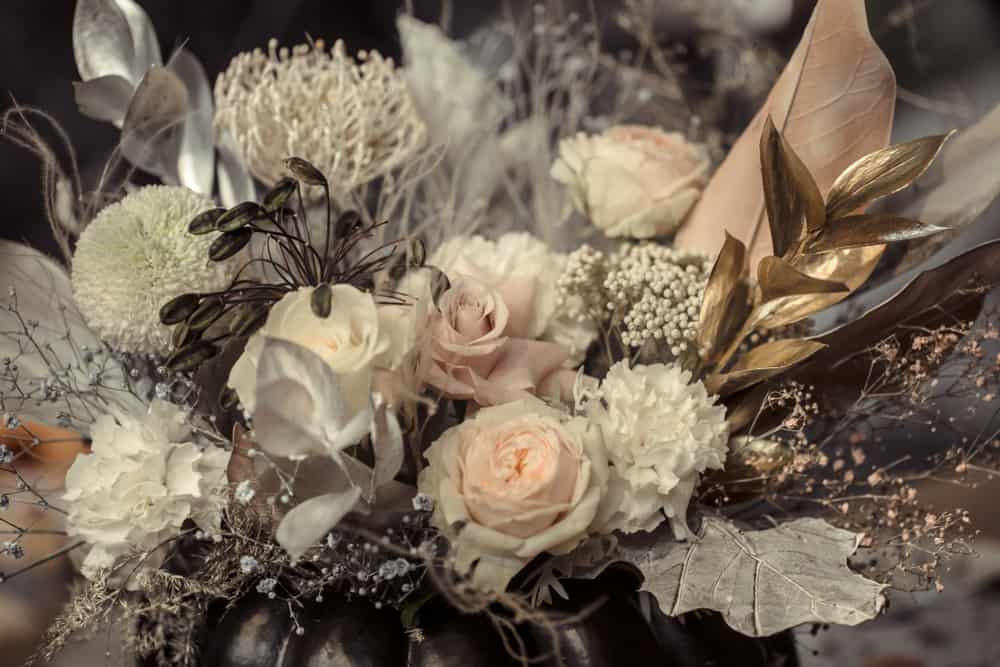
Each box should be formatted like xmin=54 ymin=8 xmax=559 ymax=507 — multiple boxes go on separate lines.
xmin=557 ymin=243 xmax=710 ymax=357
xmin=215 ymin=39 xmax=427 ymax=191
xmin=72 ymin=186 xmax=237 ymax=355
xmin=556 ymin=244 xmax=609 ymax=324
xmin=607 ymin=244 xmax=710 ymax=354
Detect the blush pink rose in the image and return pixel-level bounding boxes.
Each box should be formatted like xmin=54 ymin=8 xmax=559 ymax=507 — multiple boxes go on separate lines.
xmin=426 ymin=273 xmax=577 ymax=405
xmin=418 ymin=398 xmax=611 ymax=591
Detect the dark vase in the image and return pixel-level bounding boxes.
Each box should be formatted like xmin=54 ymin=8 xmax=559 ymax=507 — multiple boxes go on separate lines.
xmin=192 ymin=572 xmax=798 ymax=667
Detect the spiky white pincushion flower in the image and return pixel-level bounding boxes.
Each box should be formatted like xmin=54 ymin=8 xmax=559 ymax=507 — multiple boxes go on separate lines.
xmin=581 ymin=361 xmax=728 ymax=538
xmin=71 ymin=186 xmax=235 ymax=355
xmin=215 ymin=39 xmax=427 ymax=191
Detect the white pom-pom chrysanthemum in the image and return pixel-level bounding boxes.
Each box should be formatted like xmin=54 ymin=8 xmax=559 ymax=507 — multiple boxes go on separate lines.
xmin=582 ymin=361 xmax=728 ymax=538
xmin=72 ymin=186 xmax=236 ymax=355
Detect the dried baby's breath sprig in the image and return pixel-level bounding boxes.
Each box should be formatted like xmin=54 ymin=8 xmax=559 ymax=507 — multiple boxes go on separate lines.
xmin=214 ymin=38 xmax=427 ymax=192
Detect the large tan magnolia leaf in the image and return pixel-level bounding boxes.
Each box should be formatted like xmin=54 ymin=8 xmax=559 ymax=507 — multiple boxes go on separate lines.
xmin=675 ymin=0 xmax=896 ymax=271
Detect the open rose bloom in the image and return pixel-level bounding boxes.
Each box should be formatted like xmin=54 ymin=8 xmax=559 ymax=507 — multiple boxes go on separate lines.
xmin=551 ymin=125 xmax=710 ymax=239
xmin=419 ymin=399 xmax=611 ymax=591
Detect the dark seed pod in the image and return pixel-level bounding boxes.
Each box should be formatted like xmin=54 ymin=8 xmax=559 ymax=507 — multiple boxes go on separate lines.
xmin=230 ymin=304 xmax=270 ymax=337
xmin=209 ymin=228 xmax=253 ymax=262
xmin=283 ymin=157 xmax=327 ymax=186
xmin=408 ymin=238 xmax=426 ymax=268
xmin=167 ymin=341 xmax=219 ymax=373
xmin=160 ymin=293 xmax=201 ymax=325
xmin=187 ymin=297 xmax=225 ymax=331
xmin=171 ymin=322 xmax=198 ymax=349
xmin=429 ymin=268 xmax=451 ymax=306
xmin=263 ymin=177 xmax=297 ymax=212
xmin=333 ymin=210 xmax=362 ymax=240
xmin=311 ymin=284 xmax=333 ymax=318
xmin=188 ymin=208 xmax=226 ymax=235
xmin=217 ymin=202 xmax=266 ymax=233
xmin=219 ymin=386 xmax=240 ymax=411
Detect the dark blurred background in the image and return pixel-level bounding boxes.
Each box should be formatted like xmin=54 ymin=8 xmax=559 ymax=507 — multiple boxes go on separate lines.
xmin=3 ymin=0 xmax=1000 ymax=255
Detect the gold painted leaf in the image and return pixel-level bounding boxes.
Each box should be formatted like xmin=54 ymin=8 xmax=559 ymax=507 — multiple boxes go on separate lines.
xmin=674 ymin=0 xmax=895 ymax=268
xmin=774 ymin=244 xmax=886 ymax=320
xmin=698 ymin=232 xmax=750 ymax=365
xmin=707 ymin=338 xmax=827 ymax=396
xmin=760 ymin=118 xmax=825 ymax=257
xmin=806 ymin=214 xmax=946 ymax=253
xmin=825 ymin=133 xmax=953 ymax=221
xmin=757 ymin=256 xmax=848 ymax=303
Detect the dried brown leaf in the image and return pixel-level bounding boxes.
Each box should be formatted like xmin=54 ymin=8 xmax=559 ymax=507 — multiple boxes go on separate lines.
xmin=675 ymin=0 xmax=895 ymax=267
xmin=825 ymin=133 xmax=952 ymax=221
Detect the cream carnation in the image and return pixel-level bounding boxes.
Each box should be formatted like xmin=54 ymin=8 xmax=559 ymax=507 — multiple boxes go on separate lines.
xmin=418 ymin=398 xmax=611 ymax=591
xmin=582 ymin=361 xmax=728 ymax=538
xmin=430 ymin=233 xmax=597 ymax=363
xmin=71 ymin=186 xmax=237 ymax=355
xmin=63 ymin=401 xmax=230 ymax=583
xmin=551 ymin=125 xmax=709 ymax=239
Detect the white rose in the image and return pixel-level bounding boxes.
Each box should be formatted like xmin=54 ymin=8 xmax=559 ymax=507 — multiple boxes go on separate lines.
xmin=429 ymin=233 xmax=597 ymax=363
xmin=551 ymin=125 xmax=709 ymax=239
xmin=419 ymin=398 xmax=611 ymax=591
xmin=581 ymin=361 xmax=728 ymax=538
xmin=228 ymin=285 xmax=412 ymax=416
xmin=63 ymin=401 xmax=229 ymax=583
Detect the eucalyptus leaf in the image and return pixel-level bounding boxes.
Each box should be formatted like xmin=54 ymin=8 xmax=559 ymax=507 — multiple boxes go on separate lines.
xmin=708 ymin=338 xmax=826 ymax=396
xmin=620 ymin=517 xmax=886 ymax=636
xmin=276 ymin=486 xmax=362 ymax=562
xmin=371 ymin=398 xmax=405 ymax=495
xmin=168 ymin=49 xmax=215 ymax=195
xmin=698 ymin=232 xmax=750 ymax=365
xmin=73 ymin=0 xmax=136 ymax=83
xmin=757 ymin=256 xmax=848 ymax=303
xmin=114 ymin=0 xmax=162 ymax=80
xmin=217 ymin=129 xmax=255 ymax=208
xmin=120 ymin=65 xmax=188 ymax=182
xmin=72 ymin=75 xmax=134 ymax=127
xmin=825 ymin=133 xmax=952 ymax=221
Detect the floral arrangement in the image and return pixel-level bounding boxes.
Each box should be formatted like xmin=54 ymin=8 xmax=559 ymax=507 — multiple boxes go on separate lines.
xmin=4 ymin=1 xmax=1000 ymax=665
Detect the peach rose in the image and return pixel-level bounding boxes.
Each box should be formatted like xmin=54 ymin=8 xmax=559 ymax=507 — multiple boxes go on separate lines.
xmin=551 ymin=125 xmax=709 ymax=239
xmin=426 ymin=273 xmax=577 ymax=405
xmin=419 ymin=398 xmax=611 ymax=591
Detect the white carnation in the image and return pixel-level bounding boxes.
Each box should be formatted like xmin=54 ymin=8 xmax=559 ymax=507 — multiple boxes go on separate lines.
xmin=430 ymin=232 xmax=598 ymax=362
xmin=63 ymin=400 xmax=230 ymax=584
xmin=71 ymin=186 xmax=237 ymax=355
xmin=583 ymin=361 xmax=728 ymax=538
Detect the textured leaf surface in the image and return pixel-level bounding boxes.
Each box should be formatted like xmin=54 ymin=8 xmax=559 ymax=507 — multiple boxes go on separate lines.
xmin=623 ymin=517 xmax=886 ymax=636
xmin=675 ymin=0 xmax=896 ymax=267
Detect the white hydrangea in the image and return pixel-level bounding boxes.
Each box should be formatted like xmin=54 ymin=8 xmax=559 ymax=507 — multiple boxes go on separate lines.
xmin=429 ymin=232 xmax=598 ymax=363
xmin=63 ymin=400 xmax=230 ymax=584
xmin=71 ymin=186 xmax=236 ymax=355
xmin=582 ymin=361 xmax=728 ymax=538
